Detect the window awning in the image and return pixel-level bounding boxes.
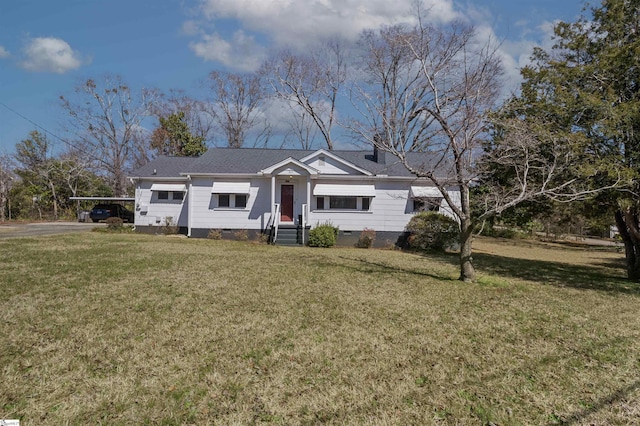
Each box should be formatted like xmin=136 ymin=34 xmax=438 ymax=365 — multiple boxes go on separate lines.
xmin=410 ymin=186 xmax=442 ymax=198
xmin=211 ymin=181 xmax=251 ymax=194
xmin=313 ymin=184 xmax=376 ymax=197
xmin=150 ymin=183 xmax=187 ymax=192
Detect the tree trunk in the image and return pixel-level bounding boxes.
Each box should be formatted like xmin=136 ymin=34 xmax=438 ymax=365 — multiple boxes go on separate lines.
xmin=615 ymin=209 xmax=640 ymax=281
xmin=459 ymin=218 xmax=476 ymax=282
xmin=49 ymin=181 xmax=58 ymax=220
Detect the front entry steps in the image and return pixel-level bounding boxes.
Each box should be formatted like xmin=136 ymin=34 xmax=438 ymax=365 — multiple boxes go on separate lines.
xmin=273 ymin=225 xmax=303 ymax=246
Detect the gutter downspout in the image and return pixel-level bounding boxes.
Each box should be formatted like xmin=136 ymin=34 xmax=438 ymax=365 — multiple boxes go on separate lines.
xmin=187 ymin=175 xmax=192 ymax=237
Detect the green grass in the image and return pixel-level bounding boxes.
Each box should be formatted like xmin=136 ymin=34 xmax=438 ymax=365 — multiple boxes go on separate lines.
xmin=1 ymin=233 xmax=639 ymax=425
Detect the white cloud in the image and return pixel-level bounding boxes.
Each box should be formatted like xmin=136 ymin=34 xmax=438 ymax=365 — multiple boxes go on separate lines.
xmin=181 ymin=20 xmax=201 ymax=36
xmin=197 ymin=0 xmax=458 ymax=45
xmin=186 ymin=0 xmax=560 ymax=96
xmin=0 ymin=46 xmax=9 ymax=58
xmin=21 ymin=37 xmax=83 ymax=73
xmin=187 ymin=0 xmax=459 ymax=71
xmin=189 ymin=30 xmax=265 ymax=71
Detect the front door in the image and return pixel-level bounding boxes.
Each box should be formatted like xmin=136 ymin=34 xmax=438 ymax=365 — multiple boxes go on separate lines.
xmin=281 ymin=184 xmax=294 ymax=222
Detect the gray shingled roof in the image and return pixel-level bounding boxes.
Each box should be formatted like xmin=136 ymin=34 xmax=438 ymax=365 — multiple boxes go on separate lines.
xmin=131 ymin=156 xmax=198 ymax=178
xmin=130 ymin=148 xmax=451 ymax=178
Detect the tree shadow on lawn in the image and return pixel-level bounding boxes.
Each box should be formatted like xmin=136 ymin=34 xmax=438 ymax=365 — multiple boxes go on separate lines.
xmin=335 ymin=255 xmax=459 ymax=283
xmin=423 ymin=250 xmax=639 ymax=296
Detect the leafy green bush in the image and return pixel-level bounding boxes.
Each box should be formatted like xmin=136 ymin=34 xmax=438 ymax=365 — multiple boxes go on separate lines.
xmin=405 ymin=212 xmax=459 ymax=251
xmin=356 ymin=228 xmax=376 ymax=248
xmin=308 ymin=223 xmax=339 ymax=247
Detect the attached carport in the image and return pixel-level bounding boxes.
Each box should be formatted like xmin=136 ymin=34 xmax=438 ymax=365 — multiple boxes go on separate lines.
xmin=69 ymin=197 xmax=135 ymax=222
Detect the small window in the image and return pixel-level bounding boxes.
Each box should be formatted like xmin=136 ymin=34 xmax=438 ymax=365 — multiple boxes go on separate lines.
xmin=361 ymin=197 xmax=370 ymax=211
xmin=330 ymin=196 xmax=357 ymax=209
xmin=413 ymin=198 xmax=441 ymax=212
xmin=173 ymin=191 xmax=184 ymax=201
xmin=219 ymin=194 xmax=230 ymax=207
xmin=235 ymin=194 xmax=247 ymax=208
xmin=317 ymin=197 xmax=325 ymax=210
xmin=158 ymin=191 xmax=169 ymax=200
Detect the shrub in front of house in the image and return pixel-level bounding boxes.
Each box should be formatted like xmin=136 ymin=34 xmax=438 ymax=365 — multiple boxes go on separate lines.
xmin=308 ymin=223 xmax=339 ymax=247
xmin=93 ymin=217 xmax=134 ymax=233
xmin=356 ymin=228 xmax=376 ymax=248
xmin=405 ymin=212 xmax=459 ymax=251
xmin=105 ymin=217 xmax=124 ymax=230
xmin=207 ymin=229 xmax=222 ymax=240
xmin=161 ymin=216 xmax=178 ymax=235
xmin=233 ymin=229 xmax=249 ymax=241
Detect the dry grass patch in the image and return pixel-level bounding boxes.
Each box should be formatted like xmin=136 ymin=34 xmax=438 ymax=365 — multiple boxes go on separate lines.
xmin=1 ymin=233 xmax=639 ymax=425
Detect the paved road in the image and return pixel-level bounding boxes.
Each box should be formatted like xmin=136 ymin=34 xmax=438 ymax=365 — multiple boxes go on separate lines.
xmin=0 ymin=222 xmax=103 ymax=239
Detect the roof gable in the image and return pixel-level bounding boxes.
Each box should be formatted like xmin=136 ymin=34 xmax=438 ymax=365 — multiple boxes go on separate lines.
xmin=260 ymin=157 xmax=319 ymax=176
xmin=300 ymin=149 xmax=372 ymax=176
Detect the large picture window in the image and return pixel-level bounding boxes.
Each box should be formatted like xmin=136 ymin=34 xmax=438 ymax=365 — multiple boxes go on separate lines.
xmin=315 ymin=196 xmax=371 ymax=211
xmin=330 ymin=196 xmax=357 ymax=209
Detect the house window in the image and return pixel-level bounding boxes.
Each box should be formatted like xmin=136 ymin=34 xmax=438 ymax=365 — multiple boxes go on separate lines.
xmin=216 ymin=193 xmax=249 ymax=209
xmin=158 ymin=191 xmax=169 ymax=200
xmin=413 ymin=198 xmax=441 ymax=212
xmin=235 ymin=194 xmax=247 ymax=208
xmin=173 ymin=191 xmax=184 ymax=201
xmin=362 ymin=197 xmax=370 ymax=211
xmin=315 ymin=196 xmax=371 ymax=211
xmin=330 ymin=196 xmax=357 ymax=210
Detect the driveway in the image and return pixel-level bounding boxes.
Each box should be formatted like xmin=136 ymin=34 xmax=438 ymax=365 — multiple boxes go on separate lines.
xmin=0 ymin=222 xmax=103 ymax=239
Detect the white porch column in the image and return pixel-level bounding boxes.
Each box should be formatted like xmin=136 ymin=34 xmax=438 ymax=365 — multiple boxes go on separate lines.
xmin=306 ymin=176 xmax=311 ymax=211
xmin=270 ymin=175 xmax=276 ymax=218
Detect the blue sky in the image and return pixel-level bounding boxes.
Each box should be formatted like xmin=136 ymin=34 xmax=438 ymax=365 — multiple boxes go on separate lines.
xmin=0 ymin=0 xmax=587 ymax=155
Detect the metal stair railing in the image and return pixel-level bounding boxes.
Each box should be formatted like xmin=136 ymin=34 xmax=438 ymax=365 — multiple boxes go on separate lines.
xmin=301 ymin=203 xmax=308 ymax=245
xmin=271 ymin=203 xmax=281 ymax=244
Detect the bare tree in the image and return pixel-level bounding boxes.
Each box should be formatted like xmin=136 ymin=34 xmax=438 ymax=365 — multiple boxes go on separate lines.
xmin=351 ymin=16 xmax=620 ymax=282
xmin=285 ymin=108 xmax=319 ymax=149
xmin=60 ymin=75 xmax=158 ymax=196
xmin=152 ymin=89 xmax=215 ymax=143
xmin=14 ymin=131 xmax=63 ymax=220
xmin=58 ymin=148 xmax=99 ymax=216
xmin=262 ymin=40 xmax=347 ymax=150
xmin=205 ymin=71 xmax=265 ymax=148
xmin=0 ymin=155 xmax=15 ymax=222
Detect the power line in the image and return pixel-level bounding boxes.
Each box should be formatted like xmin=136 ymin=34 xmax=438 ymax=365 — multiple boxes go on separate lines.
xmin=0 ymin=101 xmax=80 ymax=151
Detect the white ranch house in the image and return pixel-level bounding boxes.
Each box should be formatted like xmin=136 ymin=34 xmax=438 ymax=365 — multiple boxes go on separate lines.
xmin=130 ymin=147 xmax=461 ymax=246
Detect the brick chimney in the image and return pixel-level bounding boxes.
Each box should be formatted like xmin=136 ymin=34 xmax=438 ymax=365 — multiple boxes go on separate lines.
xmin=373 ymin=135 xmax=385 ymax=164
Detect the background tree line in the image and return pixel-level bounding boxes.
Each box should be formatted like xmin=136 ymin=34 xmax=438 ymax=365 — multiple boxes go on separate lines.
xmin=0 ymin=0 xmax=636 ymax=281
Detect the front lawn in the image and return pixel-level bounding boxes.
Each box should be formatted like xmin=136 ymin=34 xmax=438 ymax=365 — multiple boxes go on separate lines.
xmin=1 ymin=233 xmax=638 ymax=424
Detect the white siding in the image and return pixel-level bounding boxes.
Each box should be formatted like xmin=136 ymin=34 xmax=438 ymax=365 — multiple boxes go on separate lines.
xmin=135 ymin=181 xmax=188 ymax=227
xmin=307 ymin=180 xmax=459 ymax=232
xmin=136 ymin=176 xmax=460 ymax=233
xmin=190 ymin=177 xmax=271 ymax=230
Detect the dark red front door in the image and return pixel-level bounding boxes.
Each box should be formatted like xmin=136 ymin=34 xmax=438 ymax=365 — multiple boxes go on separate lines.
xmin=281 ymin=185 xmax=294 ymax=222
